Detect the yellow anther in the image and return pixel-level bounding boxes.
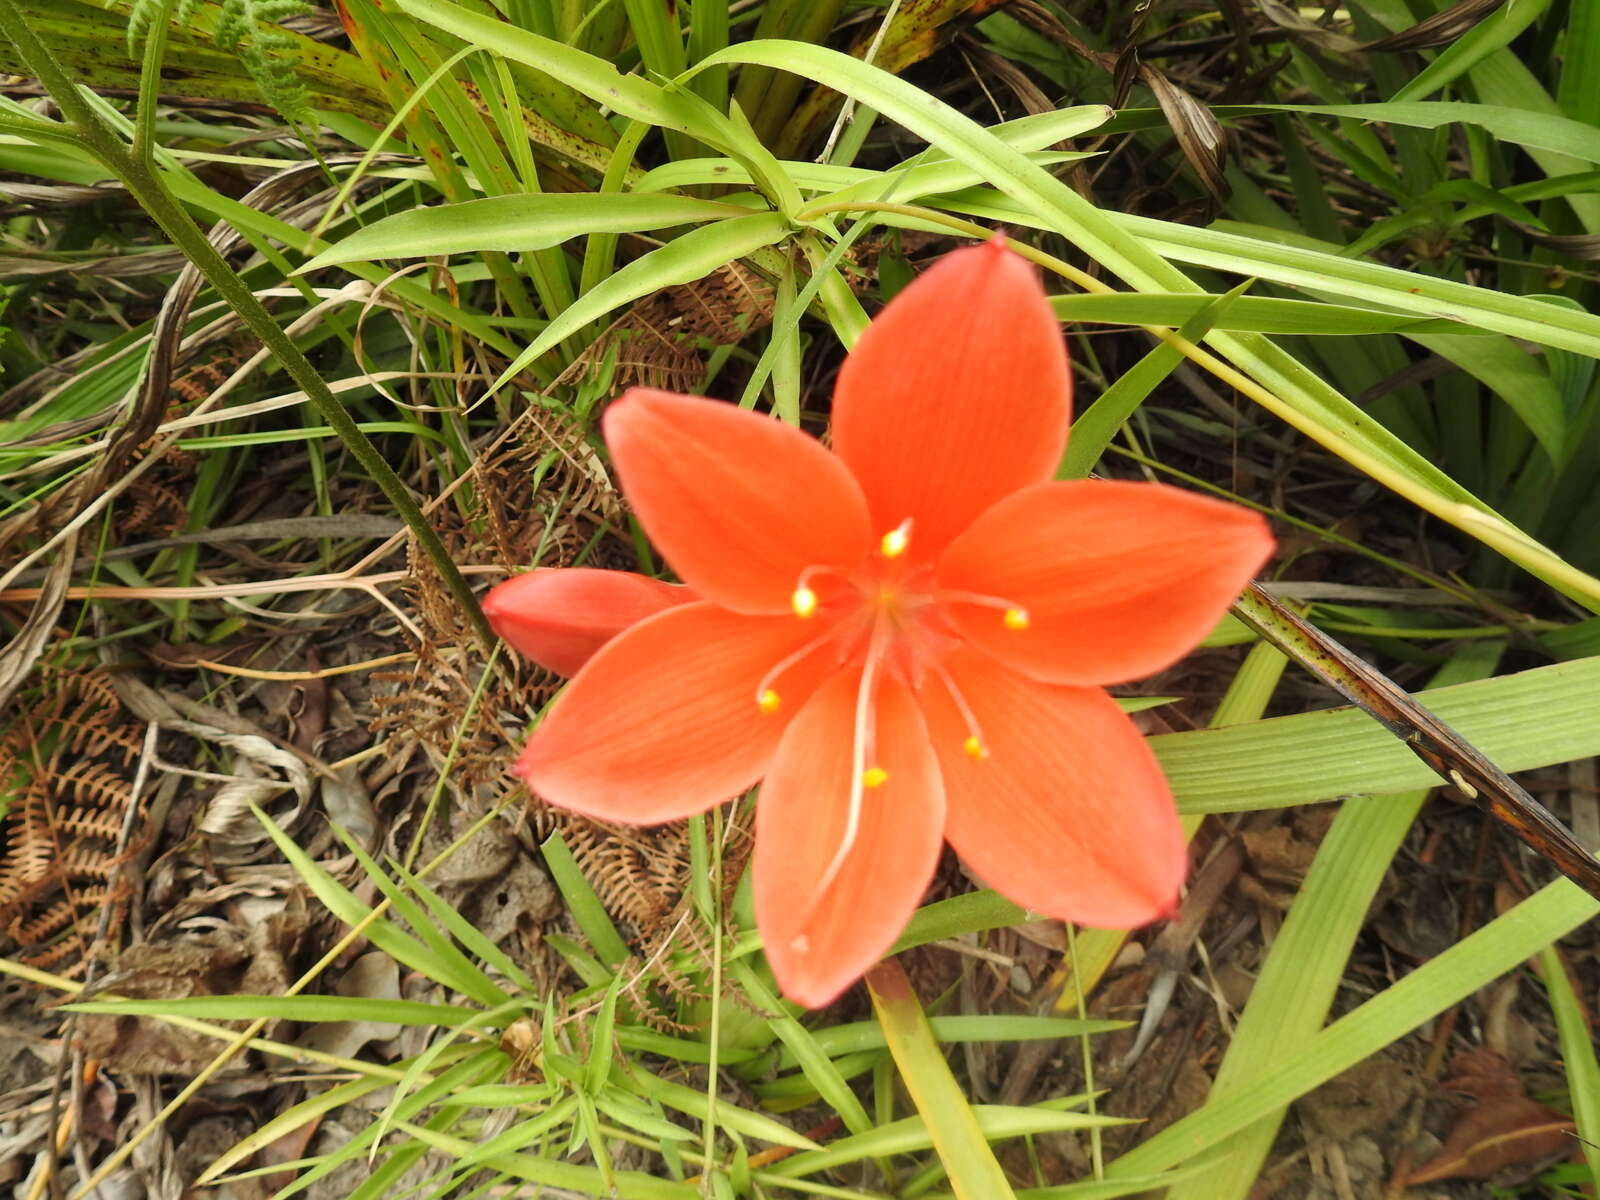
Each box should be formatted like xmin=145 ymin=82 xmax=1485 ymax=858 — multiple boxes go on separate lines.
xmin=1003 ymin=607 xmax=1030 ymax=631
xmin=963 ymin=736 xmax=989 ymax=760
xmin=880 ymin=520 xmax=911 ymax=559
xmin=791 ymin=586 xmax=818 ymax=618
xmin=758 ymin=689 xmax=781 ymax=715
xmin=861 ymin=766 xmax=889 ymax=789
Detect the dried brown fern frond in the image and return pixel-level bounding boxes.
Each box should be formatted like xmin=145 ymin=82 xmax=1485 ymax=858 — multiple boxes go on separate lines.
xmin=119 ymin=478 xmax=189 ymax=538
xmin=568 ymin=260 xmax=777 ymax=396
xmin=169 ymin=338 xmax=250 ymax=406
xmin=0 ymin=662 xmax=142 ymax=976
xmin=371 ymin=408 xmax=614 ymax=794
xmin=545 ymin=815 xmax=691 ymax=938
xmin=533 ymin=800 xmax=762 ymax=1014
xmin=652 ymin=260 xmax=775 ymax=344
xmin=370 ymin=406 xmax=732 ymax=960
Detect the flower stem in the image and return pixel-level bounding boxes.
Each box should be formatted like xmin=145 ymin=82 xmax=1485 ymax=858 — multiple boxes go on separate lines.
xmin=0 ymin=0 xmax=496 ymax=651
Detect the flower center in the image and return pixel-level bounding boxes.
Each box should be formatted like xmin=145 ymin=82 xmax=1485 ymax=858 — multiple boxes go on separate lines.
xmin=754 ymin=520 xmax=1030 ymax=927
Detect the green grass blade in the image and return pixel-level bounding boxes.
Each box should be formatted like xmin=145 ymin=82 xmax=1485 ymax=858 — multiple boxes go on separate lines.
xmin=1537 ymin=944 xmax=1600 ymax=1182
xmin=1052 ymin=292 xmax=1484 ymax=336
xmin=541 ymin=830 xmax=630 ymax=967
xmin=1155 ymin=655 xmax=1600 ymax=813
xmin=866 ymin=959 xmax=1017 ymax=1200
xmin=1387 ymin=0 xmax=1553 ymax=102
xmin=1559 ymin=0 xmax=1600 ymax=126
xmin=1203 ymin=99 xmax=1600 ymax=164
xmin=245 ymin=805 xmax=499 ymax=1000
xmin=446 ymin=1094 xmax=578 ymax=1173
xmin=391 ymin=1118 xmax=700 ymax=1199
xmin=776 ymin=1015 xmax=1126 ymax=1067
xmin=1108 ymin=878 xmax=1600 ymax=1177
xmin=583 ymin=973 xmax=624 ymax=1095
xmin=1061 ymin=281 xmax=1250 ymax=477
xmin=686 ymin=0 xmax=729 ymax=110
xmin=1167 ymin=644 xmax=1502 ymax=1199
xmin=270 ymin=1052 xmax=497 ymax=1200
xmin=766 ymin=1105 xmax=1127 ymax=1180
xmin=893 ymin=890 xmax=1031 ymax=951
xmin=396 ymin=0 xmax=702 ymax=133
xmin=490 ymin=211 xmax=791 ymax=396
xmin=1408 ymin=331 xmax=1567 ymax=463
xmin=728 ymin=959 xmax=874 ymax=1136
xmin=1116 ymin=216 xmax=1600 ymax=357
xmin=387 ymin=861 xmax=538 ymax=995
xmin=194 ymin=1075 xmax=391 ymax=1185
xmin=328 ymin=823 xmax=511 ymax=1008
xmin=622 ymin=1064 xmax=823 ymax=1150
xmin=303 ymin=192 xmax=758 ymax=268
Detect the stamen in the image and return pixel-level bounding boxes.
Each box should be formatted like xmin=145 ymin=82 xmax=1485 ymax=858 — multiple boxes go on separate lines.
xmin=929 ymin=660 xmax=991 ymax=764
xmin=862 ymin=766 xmax=889 ymax=788
xmin=789 ymin=563 xmax=855 ymax=619
xmin=753 ymin=626 xmax=844 ymax=711
xmin=939 ymin=589 xmax=1031 ymax=630
xmin=879 ymin=519 xmax=912 ymax=559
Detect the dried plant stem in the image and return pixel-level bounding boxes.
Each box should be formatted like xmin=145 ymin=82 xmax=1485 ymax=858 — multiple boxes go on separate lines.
xmin=0 ymin=0 xmax=495 ymax=651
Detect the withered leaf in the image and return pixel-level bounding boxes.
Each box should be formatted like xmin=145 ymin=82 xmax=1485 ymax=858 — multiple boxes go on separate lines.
xmin=75 ymin=901 xmax=306 ymax=1075
xmin=1407 ymin=1050 xmax=1574 ymax=1183
xmin=1362 ymin=0 xmax=1505 ymax=52
xmin=1138 ymin=65 xmax=1229 ymax=205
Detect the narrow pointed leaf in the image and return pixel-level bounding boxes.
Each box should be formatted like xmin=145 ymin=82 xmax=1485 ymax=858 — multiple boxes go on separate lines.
xmin=304 ymin=192 xmax=757 ymax=268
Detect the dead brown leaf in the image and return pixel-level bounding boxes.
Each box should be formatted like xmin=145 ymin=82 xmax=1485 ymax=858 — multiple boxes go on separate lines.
xmin=1139 ymin=65 xmax=1230 ymax=205
xmin=1405 ymin=1049 xmax=1574 ymax=1183
xmin=1362 ymin=0 xmax=1506 ymax=52
xmin=75 ymin=898 xmax=306 ymax=1075
xmin=1241 ymin=825 xmax=1318 ymax=887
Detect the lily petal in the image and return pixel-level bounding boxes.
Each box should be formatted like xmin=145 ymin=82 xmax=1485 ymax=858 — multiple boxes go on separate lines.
xmin=755 ymin=669 xmax=945 ymax=1008
xmin=604 ymin=389 xmax=871 ymax=614
xmin=919 ymin=650 xmax=1185 ymax=927
xmin=831 ymin=240 xmax=1071 ymax=557
xmin=517 ymin=602 xmax=828 ymax=823
xmin=484 ymin=568 xmax=695 ymax=676
xmin=939 ymin=480 xmax=1273 ymax=686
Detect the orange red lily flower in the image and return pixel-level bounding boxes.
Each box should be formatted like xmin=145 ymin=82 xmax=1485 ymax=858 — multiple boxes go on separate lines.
xmin=485 ymin=240 xmax=1273 ymax=1007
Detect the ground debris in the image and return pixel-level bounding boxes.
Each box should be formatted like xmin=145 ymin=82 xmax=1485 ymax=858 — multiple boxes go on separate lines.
xmin=1403 ymin=1048 xmax=1574 ymax=1185
xmin=74 ymin=896 xmax=307 ymax=1076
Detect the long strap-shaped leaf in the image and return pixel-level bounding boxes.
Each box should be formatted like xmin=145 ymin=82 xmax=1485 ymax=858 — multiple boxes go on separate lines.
xmin=866 ymin=958 xmax=1017 ymax=1200
xmin=1109 ymin=876 xmax=1599 ymax=1178
xmin=1167 ymin=646 xmax=1502 ymax=1200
